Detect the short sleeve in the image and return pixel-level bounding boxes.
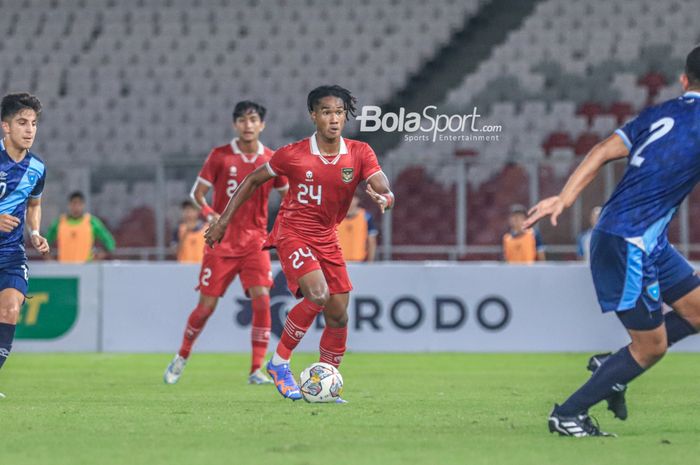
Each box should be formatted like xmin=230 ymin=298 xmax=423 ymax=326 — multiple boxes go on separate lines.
xmin=30 ymin=170 xmax=46 ymax=198
xmin=615 ymin=109 xmax=650 ymax=151
xmin=274 ymin=174 xmax=289 ymax=189
xmin=266 ymin=148 xmax=289 ymax=177
xmin=360 ymin=144 xmax=382 ymax=181
xmin=197 ymin=150 xmax=218 ymax=186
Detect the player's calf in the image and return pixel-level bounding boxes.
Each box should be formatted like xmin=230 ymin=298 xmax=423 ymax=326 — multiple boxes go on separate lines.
xmin=0 ymin=290 xmax=23 ymax=372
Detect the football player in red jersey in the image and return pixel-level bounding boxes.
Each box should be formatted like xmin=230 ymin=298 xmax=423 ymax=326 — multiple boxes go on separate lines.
xmin=164 ymin=101 xmax=289 ymax=385
xmin=206 ymin=86 xmax=395 ymax=401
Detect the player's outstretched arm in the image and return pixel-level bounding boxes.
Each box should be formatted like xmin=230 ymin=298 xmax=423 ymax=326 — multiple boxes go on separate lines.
xmin=524 ymin=134 xmax=629 ymax=229
xmin=365 ymin=171 xmax=395 ymax=214
xmin=190 ymin=181 xmax=219 ymax=224
xmin=204 ymin=165 xmax=273 ymax=247
xmin=26 ymin=197 xmax=50 ymax=255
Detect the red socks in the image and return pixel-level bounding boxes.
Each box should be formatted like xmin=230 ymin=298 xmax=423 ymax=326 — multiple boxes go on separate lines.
xmin=180 ymin=297 xmax=347 ymax=370
xmin=250 ymin=295 xmax=271 ymax=373
xmin=320 ymin=326 xmax=347 ymax=367
xmin=178 ymin=304 xmax=214 ymax=359
xmin=276 ymin=298 xmax=323 ymax=360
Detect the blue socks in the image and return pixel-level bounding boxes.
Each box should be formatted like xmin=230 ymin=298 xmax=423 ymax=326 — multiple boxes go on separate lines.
xmin=665 ymin=311 xmax=697 ymax=347
xmin=558 ymin=346 xmax=644 ymax=416
xmin=557 ymin=312 xmax=697 ymax=416
xmin=0 ymin=322 xmax=15 ymax=370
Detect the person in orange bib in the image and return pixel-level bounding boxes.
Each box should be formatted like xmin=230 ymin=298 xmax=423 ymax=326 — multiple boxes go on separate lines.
xmin=337 ymin=191 xmax=378 ymax=262
xmin=173 ymin=200 xmax=206 ymax=264
xmin=45 ymin=191 xmax=116 ymax=263
xmin=502 ymin=204 xmax=545 ymax=264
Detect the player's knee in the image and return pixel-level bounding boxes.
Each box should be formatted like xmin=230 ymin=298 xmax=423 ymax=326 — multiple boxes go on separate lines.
xmin=644 ymin=344 xmax=667 ymax=366
xmin=248 ymin=286 xmax=269 ymax=299
xmin=326 ymin=313 xmax=348 ymax=328
xmin=198 ymin=294 xmax=218 ymax=310
xmin=306 ymin=286 xmax=330 ymax=307
xmin=631 ymin=338 xmax=667 ymax=366
xmin=0 ymin=302 xmax=21 ymax=323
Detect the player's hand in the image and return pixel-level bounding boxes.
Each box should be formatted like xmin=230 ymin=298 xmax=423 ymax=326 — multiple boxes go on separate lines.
xmin=0 ymin=214 xmax=20 ymax=233
xmin=206 ymin=212 xmax=221 ymax=225
xmin=365 ymin=185 xmax=388 ymax=213
xmin=31 ymin=233 xmax=50 ymax=255
xmin=523 ymin=196 xmax=565 ymax=228
xmin=204 ymin=220 xmax=226 ymax=247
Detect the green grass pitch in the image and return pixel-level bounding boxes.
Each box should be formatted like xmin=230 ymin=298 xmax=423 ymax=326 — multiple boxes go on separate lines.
xmin=1 ymin=353 xmax=699 ymax=465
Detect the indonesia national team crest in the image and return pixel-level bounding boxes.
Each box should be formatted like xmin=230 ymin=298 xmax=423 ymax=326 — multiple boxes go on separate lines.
xmin=341 ymin=167 xmax=354 ymax=183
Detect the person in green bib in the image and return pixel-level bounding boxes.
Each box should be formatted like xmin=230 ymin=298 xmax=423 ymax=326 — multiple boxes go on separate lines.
xmin=45 ymin=191 xmax=116 ymax=263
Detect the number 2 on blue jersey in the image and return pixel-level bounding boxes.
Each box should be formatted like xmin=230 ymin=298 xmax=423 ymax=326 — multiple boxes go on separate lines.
xmin=630 ymin=117 xmax=675 ymax=167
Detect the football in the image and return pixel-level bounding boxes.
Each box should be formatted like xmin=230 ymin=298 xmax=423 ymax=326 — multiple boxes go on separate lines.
xmin=299 ymin=362 xmax=344 ymax=403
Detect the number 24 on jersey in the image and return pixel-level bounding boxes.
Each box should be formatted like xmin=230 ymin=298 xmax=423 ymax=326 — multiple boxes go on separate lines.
xmin=297 ymin=183 xmax=322 ymax=205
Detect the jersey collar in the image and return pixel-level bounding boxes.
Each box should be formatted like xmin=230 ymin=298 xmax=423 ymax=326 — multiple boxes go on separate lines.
xmin=309 ymin=132 xmax=348 ymax=165
xmin=683 ymin=91 xmax=700 ymax=99
xmin=230 ymin=137 xmax=263 ymax=163
xmin=0 ymin=137 xmax=29 ymax=164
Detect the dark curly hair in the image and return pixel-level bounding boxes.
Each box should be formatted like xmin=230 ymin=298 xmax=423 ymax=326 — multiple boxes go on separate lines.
xmin=1 ymin=92 xmax=42 ymax=122
xmin=307 ymin=85 xmax=357 ymax=118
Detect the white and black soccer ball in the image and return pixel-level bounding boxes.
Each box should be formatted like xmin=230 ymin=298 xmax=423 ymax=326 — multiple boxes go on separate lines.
xmin=299 ymin=362 xmax=344 ymax=403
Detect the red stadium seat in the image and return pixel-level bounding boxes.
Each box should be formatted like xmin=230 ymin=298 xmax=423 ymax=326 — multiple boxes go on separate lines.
xmin=608 ymin=101 xmax=634 ymax=125
xmin=576 ymin=102 xmax=604 ymax=126
xmin=638 ymin=71 xmax=667 ymax=100
xmin=574 ymin=132 xmax=600 ymax=156
xmin=542 ymin=131 xmax=574 ymax=156
xmin=114 ymin=207 xmax=157 ymax=247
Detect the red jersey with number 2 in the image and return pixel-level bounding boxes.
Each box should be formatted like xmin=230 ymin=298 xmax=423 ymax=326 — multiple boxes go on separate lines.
xmin=263 ymin=134 xmax=382 ymax=247
xmin=198 ymin=139 xmax=288 ymax=257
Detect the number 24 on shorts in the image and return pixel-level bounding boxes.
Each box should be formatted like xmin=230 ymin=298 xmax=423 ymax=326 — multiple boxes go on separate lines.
xmin=290 ymin=247 xmax=317 ymax=270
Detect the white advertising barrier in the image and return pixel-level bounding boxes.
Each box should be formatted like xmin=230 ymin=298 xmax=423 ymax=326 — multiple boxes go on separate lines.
xmin=13 ymin=263 xmax=100 ymax=352
xmin=101 ymin=262 xmax=700 ymax=352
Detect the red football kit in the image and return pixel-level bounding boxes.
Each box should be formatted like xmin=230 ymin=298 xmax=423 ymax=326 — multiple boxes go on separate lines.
xmin=263 ymin=133 xmax=383 ymax=298
xmin=196 ymin=138 xmax=288 ymax=297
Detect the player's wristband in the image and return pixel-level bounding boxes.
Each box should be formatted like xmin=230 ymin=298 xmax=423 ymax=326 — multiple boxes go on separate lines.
xmin=30 ymin=230 xmax=40 ymax=237
xmin=381 ymin=192 xmax=394 ymax=210
xmin=201 ymin=205 xmax=216 ymax=220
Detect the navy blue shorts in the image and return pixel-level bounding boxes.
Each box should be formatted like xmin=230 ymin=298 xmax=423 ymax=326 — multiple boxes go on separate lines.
xmin=0 ymin=262 xmax=29 ymax=296
xmin=590 ymin=230 xmax=700 ymax=330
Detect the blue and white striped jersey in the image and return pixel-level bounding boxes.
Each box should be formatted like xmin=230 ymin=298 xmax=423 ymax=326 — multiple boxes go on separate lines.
xmin=0 ymin=138 xmax=46 ymax=266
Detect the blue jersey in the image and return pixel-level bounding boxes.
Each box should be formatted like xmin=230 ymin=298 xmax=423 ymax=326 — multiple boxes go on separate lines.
xmin=0 ymin=139 xmax=46 ymax=267
xmin=596 ymin=91 xmax=700 ymax=253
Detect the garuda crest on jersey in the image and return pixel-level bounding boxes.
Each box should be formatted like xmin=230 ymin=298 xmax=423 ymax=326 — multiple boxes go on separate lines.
xmin=341 ymin=167 xmax=354 ymax=183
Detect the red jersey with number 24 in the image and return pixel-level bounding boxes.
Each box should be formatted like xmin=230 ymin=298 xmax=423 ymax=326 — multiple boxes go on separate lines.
xmin=263 ymin=133 xmax=382 ymax=247
xmin=198 ymin=138 xmax=288 ymax=257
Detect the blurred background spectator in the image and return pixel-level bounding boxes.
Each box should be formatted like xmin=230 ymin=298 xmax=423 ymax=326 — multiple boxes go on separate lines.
xmin=173 ymin=200 xmax=206 ymax=264
xmin=45 ymin=191 xmax=116 ymax=263
xmin=577 ymin=206 xmax=601 ymax=262
xmin=502 ymin=204 xmax=545 ymax=264
xmin=338 ymin=192 xmax=378 ymax=262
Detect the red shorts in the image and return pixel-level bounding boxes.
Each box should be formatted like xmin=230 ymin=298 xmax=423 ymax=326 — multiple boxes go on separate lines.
xmin=276 ymin=237 xmax=352 ymax=299
xmin=196 ymin=249 xmax=273 ymax=297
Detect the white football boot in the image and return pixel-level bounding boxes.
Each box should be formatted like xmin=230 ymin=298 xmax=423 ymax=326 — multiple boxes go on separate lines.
xmin=163 ymin=354 xmax=187 ymax=384
xmin=248 ymin=368 xmax=273 ymax=385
